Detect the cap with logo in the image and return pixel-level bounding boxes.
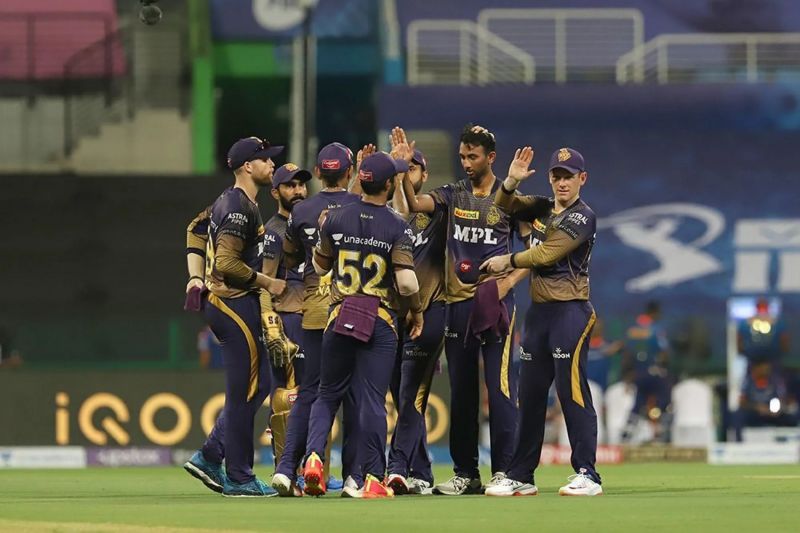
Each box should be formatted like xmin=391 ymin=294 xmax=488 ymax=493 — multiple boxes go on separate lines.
xmin=411 ymin=148 xmax=427 ymax=171
xmin=548 ymin=147 xmax=585 ymax=174
xmin=227 ymin=137 xmax=284 ymax=169
xmin=317 ymin=142 xmax=353 ymax=173
xmin=358 ymin=152 xmax=409 ymax=184
xmin=271 ymin=163 xmax=312 ymax=190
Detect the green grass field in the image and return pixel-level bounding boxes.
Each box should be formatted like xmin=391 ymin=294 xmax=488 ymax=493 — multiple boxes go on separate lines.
xmin=1 ymin=463 xmax=799 ymax=532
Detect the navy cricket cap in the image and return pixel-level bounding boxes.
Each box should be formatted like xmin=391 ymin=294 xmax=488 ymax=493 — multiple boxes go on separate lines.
xmin=549 ymin=147 xmax=585 ymax=174
xmin=317 ymin=142 xmax=353 ymax=173
xmin=227 ymin=137 xmax=284 ymax=169
xmin=271 ymin=163 xmax=312 ymax=190
xmin=411 ymin=148 xmax=427 ymax=171
xmin=358 ymin=152 xmax=409 ymax=184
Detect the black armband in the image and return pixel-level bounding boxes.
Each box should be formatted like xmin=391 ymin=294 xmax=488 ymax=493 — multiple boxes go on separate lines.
xmin=510 ymin=253 xmax=519 ymax=269
xmin=186 ymin=247 xmax=206 ymax=257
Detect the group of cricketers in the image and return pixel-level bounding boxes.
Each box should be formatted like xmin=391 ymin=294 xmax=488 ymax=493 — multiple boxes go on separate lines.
xmin=182 ymin=123 xmax=602 ymax=498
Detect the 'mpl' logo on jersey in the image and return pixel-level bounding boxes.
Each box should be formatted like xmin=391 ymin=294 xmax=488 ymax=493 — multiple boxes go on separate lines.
xmin=453 ymin=224 xmax=498 ymax=245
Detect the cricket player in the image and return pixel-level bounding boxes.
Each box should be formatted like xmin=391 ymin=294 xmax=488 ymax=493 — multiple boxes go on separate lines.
xmin=482 ymin=146 xmax=603 ymax=497
xmin=401 ymin=125 xmax=530 ymax=495
xmin=385 ymin=144 xmax=447 ymax=495
xmin=301 ymin=151 xmax=424 ymax=499
xmin=262 ymin=163 xmax=312 ymax=472
xmin=183 ymin=137 xmax=287 ymax=497
xmin=271 ymin=143 xmax=361 ymax=496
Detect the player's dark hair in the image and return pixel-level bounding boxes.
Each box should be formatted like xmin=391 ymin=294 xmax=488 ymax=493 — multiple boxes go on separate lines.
xmin=319 ymin=168 xmax=349 ymax=188
xmin=645 ymin=300 xmax=661 ymax=315
xmin=361 ymin=179 xmax=390 ymax=196
xmin=459 ymin=123 xmax=496 ymax=154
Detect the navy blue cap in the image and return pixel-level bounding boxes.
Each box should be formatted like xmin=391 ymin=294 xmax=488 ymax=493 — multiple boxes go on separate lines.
xmin=271 ymin=163 xmax=312 ymax=190
xmin=411 ymin=148 xmax=427 ymax=171
xmin=317 ymin=142 xmax=353 ymax=173
xmin=358 ymin=152 xmax=409 ymax=184
xmin=549 ymin=147 xmax=585 ymax=174
xmin=227 ymin=137 xmax=284 ymax=169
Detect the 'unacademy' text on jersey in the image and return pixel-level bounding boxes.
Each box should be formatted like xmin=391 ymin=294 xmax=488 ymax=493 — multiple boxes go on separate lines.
xmin=316 ymin=201 xmax=415 ymax=312
xmin=284 ymin=190 xmax=359 ymax=329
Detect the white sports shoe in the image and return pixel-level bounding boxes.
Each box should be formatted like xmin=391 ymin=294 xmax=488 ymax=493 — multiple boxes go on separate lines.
xmin=433 ymin=475 xmax=483 ymax=495
xmin=407 ymin=477 xmax=432 ymax=495
xmin=271 ymin=473 xmax=302 ymax=497
xmin=485 ymin=472 xmax=507 ymax=488
xmin=558 ymin=471 xmax=603 ymax=496
xmin=341 ymin=476 xmax=362 ymax=498
xmin=386 ymin=473 xmax=410 ymax=495
xmin=485 ymin=477 xmax=538 ymax=497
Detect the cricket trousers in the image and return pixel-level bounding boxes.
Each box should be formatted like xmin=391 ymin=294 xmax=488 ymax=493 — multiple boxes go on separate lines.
xmin=275 ymin=327 xmax=360 ymax=483
xmin=201 ymin=292 xmax=270 ymax=484
xmin=507 ymin=300 xmax=602 ymax=484
xmin=306 ymin=307 xmax=398 ymax=480
xmin=388 ymin=301 xmax=446 ymax=484
xmin=445 ymin=294 xmax=518 ymax=479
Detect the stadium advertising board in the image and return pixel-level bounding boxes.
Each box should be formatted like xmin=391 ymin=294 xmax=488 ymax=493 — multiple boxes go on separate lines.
xmin=0 ymin=371 xmax=450 ymax=448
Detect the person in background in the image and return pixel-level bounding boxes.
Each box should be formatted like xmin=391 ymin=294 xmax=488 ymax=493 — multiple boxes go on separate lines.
xmin=198 ymin=325 xmax=224 ymax=370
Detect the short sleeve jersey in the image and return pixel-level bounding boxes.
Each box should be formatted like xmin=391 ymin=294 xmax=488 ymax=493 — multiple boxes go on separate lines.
xmin=284 ymin=190 xmax=359 ymax=329
xmin=428 ymin=178 xmax=520 ymax=303
xmin=316 ymin=200 xmax=415 ymax=312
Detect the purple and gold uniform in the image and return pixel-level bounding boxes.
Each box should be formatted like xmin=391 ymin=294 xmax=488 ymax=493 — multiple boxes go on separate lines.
xmin=263 ymin=213 xmax=306 ymax=387
xmin=305 ymin=198 xmax=416 ymax=480
xmin=186 ymin=186 xmax=271 ymax=484
xmin=429 ymin=178 xmax=523 ymax=479
xmin=496 ymin=177 xmax=601 ymax=485
xmin=387 ymin=201 xmax=447 ymax=485
xmin=274 ymin=188 xmax=361 ymax=481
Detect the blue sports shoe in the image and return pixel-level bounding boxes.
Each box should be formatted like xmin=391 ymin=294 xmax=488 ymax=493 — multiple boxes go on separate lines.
xmin=183 ymin=451 xmax=227 ymax=494
xmin=327 ymin=475 xmax=344 ymax=492
xmin=223 ymin=477 xmax=279 ymax=498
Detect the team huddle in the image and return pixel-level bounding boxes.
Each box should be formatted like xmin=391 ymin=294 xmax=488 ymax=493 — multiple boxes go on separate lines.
xmin=182 ymin=124 xmax=602 ymax=498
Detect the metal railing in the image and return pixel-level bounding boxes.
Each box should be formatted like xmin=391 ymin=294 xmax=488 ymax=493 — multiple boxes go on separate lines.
xmin=407 ymin=19 xmax=535 ymax=86
xmin=616 ymin=33 xmax=800 ymax=84
xmin=62 ymin=28 xmax=134 ymax=156
xmin=478 ymin=8 xmax=643 ymax=84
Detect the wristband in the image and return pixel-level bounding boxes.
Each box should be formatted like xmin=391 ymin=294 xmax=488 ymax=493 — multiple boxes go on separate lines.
xmin=189 ymin=275 xmax=204 ymax=283
xmin=509 ymin=253 xmax=518 ymax=269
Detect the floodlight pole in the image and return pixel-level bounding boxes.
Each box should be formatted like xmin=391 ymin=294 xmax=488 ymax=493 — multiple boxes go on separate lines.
xmin=290 ymin=1 xmax=317 ymax=170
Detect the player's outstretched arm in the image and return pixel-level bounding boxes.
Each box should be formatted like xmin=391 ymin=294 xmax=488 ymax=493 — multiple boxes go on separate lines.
xmin=495 ymin=147 xmax=542 ymax=215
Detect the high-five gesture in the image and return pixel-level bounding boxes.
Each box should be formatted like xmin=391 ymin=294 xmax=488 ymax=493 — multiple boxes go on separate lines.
xmin=356 ymin=143 xmax=376 ymax=172
xmin=390 ymin=126 xmax=416 ymax=163
xmin=507 ymin=146 xmax=535 ymax=183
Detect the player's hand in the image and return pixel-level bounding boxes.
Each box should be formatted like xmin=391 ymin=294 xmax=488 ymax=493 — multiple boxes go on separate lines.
xmin=266 ymin=277 xmax=286 ymax=296
xmin=408 ymin=310 xmax=424 ymax=341
xmin=480 ymin=254 xmax=513 ymax=275
xmin=184 ymin=278 xmax=205 ymax=312
xmin=356 ymin=143 xmax=376 ymax=171
xmin=390 ymin=126 xmax=416 ymax=163
xmin=507 ymin=146 xmax=535 ymax=183
xmin=318 ymin=208 xmax=329 ymax=229
xmin=185 ymin=277 xmax=203 ymax=294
